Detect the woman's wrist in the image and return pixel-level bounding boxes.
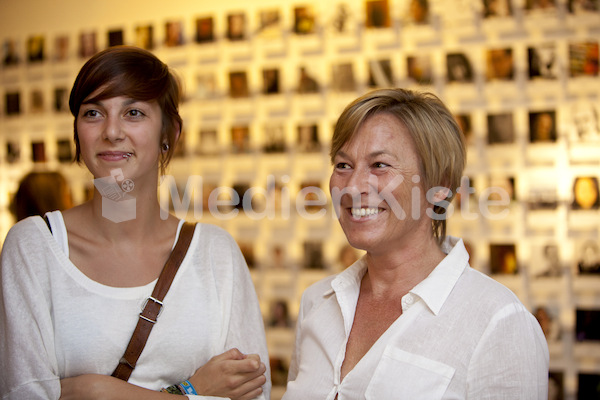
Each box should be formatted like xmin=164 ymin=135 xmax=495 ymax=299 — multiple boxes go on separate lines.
xmin=160 ymin=380 xmax=198 ymax=396
xmin=160 ymin=384 xmax=184 ymax=395
xmin=177 ymin=380 xmax=198 ymax=395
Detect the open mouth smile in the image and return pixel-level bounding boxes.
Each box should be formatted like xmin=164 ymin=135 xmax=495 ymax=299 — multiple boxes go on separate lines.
xmin=350 ymin=207 xmax=383 ymax=218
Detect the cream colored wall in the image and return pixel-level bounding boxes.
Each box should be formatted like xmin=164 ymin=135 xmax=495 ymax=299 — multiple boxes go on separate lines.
xmin=0 ymin=0 xmax=269 ymax=35
xmin=0 ymin=0 xmax=319 ymax=40
xmin=1 ymin=1 xmax=600 ymax=398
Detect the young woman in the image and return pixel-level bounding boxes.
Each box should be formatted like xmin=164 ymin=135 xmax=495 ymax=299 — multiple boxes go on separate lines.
xmin=0 ymin=46 xmax=270 ymax=400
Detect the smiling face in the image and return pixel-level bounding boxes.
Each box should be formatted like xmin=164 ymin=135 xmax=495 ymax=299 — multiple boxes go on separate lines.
xmin=330 ymin=113 xmax=434 ymax=256
xmin=76 ymin=94 xmax=163 ymax=187
xmin=69 ymin=47 xmax=183 ymax=176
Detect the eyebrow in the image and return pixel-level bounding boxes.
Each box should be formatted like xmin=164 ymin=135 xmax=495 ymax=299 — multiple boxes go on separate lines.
xmin=81 ymin=98 xmax=139 ymax=106
xmin=335 ymin=149 xmax=397 ymax=159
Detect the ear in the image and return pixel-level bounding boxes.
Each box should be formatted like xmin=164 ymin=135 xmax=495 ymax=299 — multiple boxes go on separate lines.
xmin=162 ymin=123 xmax=181 ymax=152
xmin=173 ymin=122 xmax=181 ymax=143
xmin=431 ymin=186 xmax=451 ymax=203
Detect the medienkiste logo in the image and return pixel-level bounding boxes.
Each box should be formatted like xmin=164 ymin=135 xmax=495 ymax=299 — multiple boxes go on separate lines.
xmin=94 ymin=168 xmax=136 ymax=222
xmin=93 ymin=171 xmax=512 ymax=223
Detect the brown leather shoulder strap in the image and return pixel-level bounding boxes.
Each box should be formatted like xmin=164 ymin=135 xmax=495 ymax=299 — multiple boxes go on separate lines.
xmin=112 ymin=221 xmax=197 ymax=381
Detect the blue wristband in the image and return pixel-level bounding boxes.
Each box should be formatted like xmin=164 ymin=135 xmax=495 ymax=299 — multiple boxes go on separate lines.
xmin=178 ymin=380 xmax=198 ymax=395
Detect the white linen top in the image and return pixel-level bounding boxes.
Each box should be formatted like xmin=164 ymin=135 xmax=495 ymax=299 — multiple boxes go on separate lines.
xmin=0 ymin=212 xmax=270 ymax=400
xmin=283 ymin=237 xmax=549 ymax=400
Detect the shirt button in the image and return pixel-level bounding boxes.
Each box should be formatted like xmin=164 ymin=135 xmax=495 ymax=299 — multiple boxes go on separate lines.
xmin=403 ymin=294 xmax=414 ymax=306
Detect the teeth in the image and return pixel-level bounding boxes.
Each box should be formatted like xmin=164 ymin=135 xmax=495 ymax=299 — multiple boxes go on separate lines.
xmin=351 ymin=207 xmax=380 ymax=217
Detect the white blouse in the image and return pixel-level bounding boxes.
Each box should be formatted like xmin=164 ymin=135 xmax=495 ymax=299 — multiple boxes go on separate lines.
xmin=283 ymin=237 xmax=549 ymax=400
xmin=0 ymin=212 xmax=270 ymax=400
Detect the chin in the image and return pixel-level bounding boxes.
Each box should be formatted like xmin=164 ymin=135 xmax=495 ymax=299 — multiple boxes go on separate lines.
xmin=343 ymin=234 xmax=375 ymax=253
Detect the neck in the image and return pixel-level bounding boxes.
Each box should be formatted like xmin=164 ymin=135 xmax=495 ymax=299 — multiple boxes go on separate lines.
xmin=363 ymin=235 xmax=446 ymax=299
xmin=88 ymin=185 xmax=170 ymax=244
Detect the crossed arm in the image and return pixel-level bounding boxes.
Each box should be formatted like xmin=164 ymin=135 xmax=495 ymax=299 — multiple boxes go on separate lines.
xmin=59 ymin=348 xmax=267 ymax=400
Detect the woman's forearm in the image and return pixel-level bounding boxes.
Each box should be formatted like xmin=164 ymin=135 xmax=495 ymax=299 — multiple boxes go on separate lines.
xmin=59 ymin=375 xmax=183 ymax=400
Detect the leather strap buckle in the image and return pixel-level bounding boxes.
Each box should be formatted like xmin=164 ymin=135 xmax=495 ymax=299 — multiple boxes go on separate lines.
xmin=139 ymin=296 xmax=164 ymax=324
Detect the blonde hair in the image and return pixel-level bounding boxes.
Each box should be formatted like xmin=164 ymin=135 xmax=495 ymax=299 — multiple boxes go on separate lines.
xmin=331 ymin=88 xmax=466 ymax=244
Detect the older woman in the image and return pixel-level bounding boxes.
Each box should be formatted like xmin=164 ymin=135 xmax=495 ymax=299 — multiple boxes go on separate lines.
xmin=283 ymin=89 xmax=548 ymax=399
xmin=0 ymin=47 xmax=269 ymax=400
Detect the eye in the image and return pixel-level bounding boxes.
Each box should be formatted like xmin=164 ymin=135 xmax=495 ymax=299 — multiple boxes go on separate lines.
xmin=373 ymin=162 xmax=389 ymax=168
xmin=82 ymin=109 xmax=99 ymax=118
xmin=126 ymin=109 xmax=145 ymax=117
xmin=335 ymin=162 xmax=351 ymax=169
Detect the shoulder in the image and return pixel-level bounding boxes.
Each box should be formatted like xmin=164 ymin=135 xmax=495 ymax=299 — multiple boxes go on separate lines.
xmin=191 ymin=222 xmax=239 ymax=252
xmin=459 ymin=271 xmax=549 ymax=382
xmin=183 ymin=223 xmax=257 ymax=293
xmin=3 ymin=216 xmax=48 ymax=252
xmin=193 ymin=222 xmax=234 ymax=241
xmin=7 ymin=215 xmax=46 ymax=234
xmin=453 ymin=267 xmax=541 ymax=335
xmin=459 ymin=267 xmax=524 ymax=308
xmin=298 ymin=274 xmax=338 ymax=316
xmin=1 ymin=216 xmax=55 ymax=286
xmin=449 ymin=268 xmax=548 ymax=356
xmin=300 ymin=259 xmax=365 ymax=312
xmin=186 ymin=222 xmax=246 ymax=269
xmin=303 ymin=274 xmax=337 ymax=298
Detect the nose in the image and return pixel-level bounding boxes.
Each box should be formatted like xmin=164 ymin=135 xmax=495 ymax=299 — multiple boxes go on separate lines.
xmin=346 ymin=167 xmax=375 ymax=195
xmin=330 ymin=166 xmax=376 ymax=212
xmin=102 ymin=114 xmax=125 ymax=142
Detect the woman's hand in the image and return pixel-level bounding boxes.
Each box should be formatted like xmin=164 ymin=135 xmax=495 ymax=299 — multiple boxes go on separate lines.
xmin=189 ymin=348 xmax=267 ymax=400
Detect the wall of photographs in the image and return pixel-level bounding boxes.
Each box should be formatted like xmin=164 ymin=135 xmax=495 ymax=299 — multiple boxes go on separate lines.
xmin=1 ymin=0 xmax=599 ymax=398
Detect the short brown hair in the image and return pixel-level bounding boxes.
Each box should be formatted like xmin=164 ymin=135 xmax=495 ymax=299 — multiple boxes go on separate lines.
xmin=69 ymin=46 xmax=183 ymax=174
xmin=331 ymin=88 xmax=466 ymax=244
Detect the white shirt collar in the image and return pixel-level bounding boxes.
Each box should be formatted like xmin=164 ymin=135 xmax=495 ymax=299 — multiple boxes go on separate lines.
xmin=411 ymin=236 xmax=470 ymax=315
xmin=325 ymin=236 xmax=470 ymax=316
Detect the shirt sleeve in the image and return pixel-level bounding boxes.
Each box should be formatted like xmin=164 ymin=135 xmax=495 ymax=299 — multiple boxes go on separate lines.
xmin=466 ymin=302 xmax=549 ymax=399
xmin=216 ymin=230 xmax=272 ymax=400
xmin=286 ymin=294 xmax=305 ymax=383
xmin=0 ymin=220 xmax=61 ymax=400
